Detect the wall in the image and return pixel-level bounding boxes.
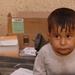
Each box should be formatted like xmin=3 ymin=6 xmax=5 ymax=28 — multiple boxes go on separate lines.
xmin=0 ymin=0 xmax=75 ymax=36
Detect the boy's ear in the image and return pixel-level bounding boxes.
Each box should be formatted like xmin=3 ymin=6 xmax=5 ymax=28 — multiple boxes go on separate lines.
xmin=47 ymin=32 xmax=51 ymax=42
xmin=47 ymin=32 xmax=51 ymax=37
xmin=47 ymin=32 xmax=52 ymax=44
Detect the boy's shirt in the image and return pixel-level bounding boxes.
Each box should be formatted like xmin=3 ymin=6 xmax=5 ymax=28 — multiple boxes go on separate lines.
xmin=33 ymin=43 xmax=75 ymax=75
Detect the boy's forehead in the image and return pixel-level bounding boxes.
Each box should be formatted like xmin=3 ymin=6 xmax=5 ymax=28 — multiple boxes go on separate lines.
xmin=51 ymin=25 xmax=75 ymax=33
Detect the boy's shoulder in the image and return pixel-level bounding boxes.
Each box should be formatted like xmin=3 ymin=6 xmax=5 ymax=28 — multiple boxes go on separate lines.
xmin=41 ymin=43 xmax=51 ymax=49
xmin=38 ymin=43 xmax=51 ymax=54
xmin=37 ymin=43 xmax=54 ymax=59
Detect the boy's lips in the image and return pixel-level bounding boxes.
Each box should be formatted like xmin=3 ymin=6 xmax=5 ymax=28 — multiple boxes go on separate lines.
xmin=58 ymin=48 xmax=69 ymax=50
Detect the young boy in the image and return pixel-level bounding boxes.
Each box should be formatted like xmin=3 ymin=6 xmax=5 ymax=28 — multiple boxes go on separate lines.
xmin=33 ymin=7 xmax=75 ymax=75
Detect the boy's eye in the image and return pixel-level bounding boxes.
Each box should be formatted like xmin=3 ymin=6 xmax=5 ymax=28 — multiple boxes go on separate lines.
xmin=55 ymin=35 xmax=60 ymax=39
xmin=66 ymin=35 xmax=71 ymax=38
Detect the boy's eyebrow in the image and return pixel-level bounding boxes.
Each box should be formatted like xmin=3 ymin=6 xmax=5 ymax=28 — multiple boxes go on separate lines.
xmin=52 ymin=32 xmax=74 ymax=35
xmin=51 ymin=33 xmax=59 ymax=35
xmin=67 ymin=33 xmax=74 ymax=35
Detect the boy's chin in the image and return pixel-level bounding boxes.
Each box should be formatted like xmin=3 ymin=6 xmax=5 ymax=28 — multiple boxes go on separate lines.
xmin=55 ymin=50 xmax=73 ymax=56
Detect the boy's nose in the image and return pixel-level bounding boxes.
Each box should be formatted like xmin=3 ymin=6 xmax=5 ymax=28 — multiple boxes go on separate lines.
xmin=60 ymin=38 xmax=66 ymax=45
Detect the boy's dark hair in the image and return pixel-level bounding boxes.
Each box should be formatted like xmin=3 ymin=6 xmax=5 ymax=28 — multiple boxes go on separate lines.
xmin=48 ymin=7 xmax=75 ymax=33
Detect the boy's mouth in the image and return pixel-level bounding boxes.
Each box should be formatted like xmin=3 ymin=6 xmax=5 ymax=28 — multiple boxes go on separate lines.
xmin=55 ymin=48 xmax=72 ymax=55
xmin=58 ymin=48 xmax=69 ymax=51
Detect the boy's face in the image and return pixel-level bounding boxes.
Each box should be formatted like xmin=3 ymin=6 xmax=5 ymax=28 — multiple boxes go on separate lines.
xmin=49 ymin=25 xmax=75 ymax=56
